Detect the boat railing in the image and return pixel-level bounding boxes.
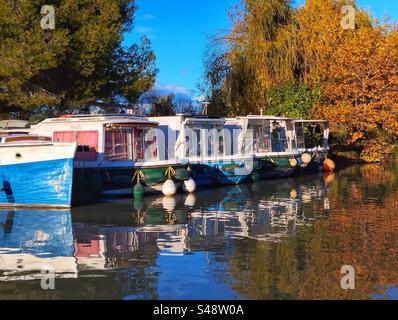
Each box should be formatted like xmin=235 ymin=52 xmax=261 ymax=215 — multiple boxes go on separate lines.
xmin=102 ymin=143 xmax=129 ymax=161
xmin=271 ymin=138 xmax=289 ymax=153
xmin=242 ymin=140 xmax=255 ymax=155
xmin=185 ymin=141 xmax=203 ymax=159
xmin=100 ymin=143 xmax=135 ymax=163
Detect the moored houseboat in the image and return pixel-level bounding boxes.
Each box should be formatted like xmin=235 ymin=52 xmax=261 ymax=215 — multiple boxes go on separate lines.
xmin=225 ymin=116 xmax=300 ymax=180
xmin=0 ymin=133 xmax=76 ymax=208
xmin=149 ymin=115 xmax=253 ymax=187
xmin=30 ymin=114 xmax=191 ymax=202
xmin=293 ymin=119 xmax=331 ymax=172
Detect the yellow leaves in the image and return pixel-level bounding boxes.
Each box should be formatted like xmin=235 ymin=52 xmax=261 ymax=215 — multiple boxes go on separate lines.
xmin=220 ymin=0 xmax=397 ymax=161
xmin=349 ymin=132 xmax=364 ymax=143
xmin=316 ymin=20 xmax=398 ymax=161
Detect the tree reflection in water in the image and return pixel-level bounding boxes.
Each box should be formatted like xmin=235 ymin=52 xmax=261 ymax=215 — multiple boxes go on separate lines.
xmin=0 ymin=163 xmax=397 ymax=299
xmin=226 ymin=164 xmax=398 ymax=300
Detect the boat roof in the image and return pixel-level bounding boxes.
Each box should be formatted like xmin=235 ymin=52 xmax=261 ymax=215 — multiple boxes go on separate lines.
xmin=293 ymin=119 xmax=329 ymax=123
xmin=149 ymin=115 xmax=225 ymax=125
xmin=233 ymin=115 xmax=296 ymax=121
xmin=0 ymin=134 xmax=51 ymax=143
xmin=0 ymin=129 xmax=30 ymax=138
xmin=0 ymin=120 xmax=29 ymax=129
xmin=32 ymin=114 xmax=159 ymax=126
xmin=184 ymin=116 xmax=225 ymax=125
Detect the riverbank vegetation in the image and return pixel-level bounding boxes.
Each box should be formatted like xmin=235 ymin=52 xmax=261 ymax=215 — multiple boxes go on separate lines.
xmin=202 ymin=0 xmax=398 ymax=162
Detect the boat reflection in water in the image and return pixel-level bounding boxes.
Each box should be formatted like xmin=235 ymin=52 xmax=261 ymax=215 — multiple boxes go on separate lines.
xmin=0 ymin=165 xmax=397 ymax=299
xmin=0 ymin=177 xmax=330 ymax=278
xmin=188 ymin=174 xmax=331 ymax=243
xmin=73 ymin=175 xmax=332 ymax=265
xmin=72 ymin=196 xmax=193 ymax=271
xmin=0 ymin=210 xmax=76 ymax=281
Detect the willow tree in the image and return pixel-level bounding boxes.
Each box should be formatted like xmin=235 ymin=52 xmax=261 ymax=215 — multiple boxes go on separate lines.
xmin=223 ymin=0 xmax=299 ymax=115
xmin=204 ymin=0 xmax=372 ymax=117
xmin=0 ymin=0 xmax=157 ymax=118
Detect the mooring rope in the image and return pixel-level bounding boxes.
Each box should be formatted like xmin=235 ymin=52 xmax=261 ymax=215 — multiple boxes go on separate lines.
xmin=132 ymin=169 xmax=145 ymax=183
xmin=165 ymin=167 xmax=176 ymax=179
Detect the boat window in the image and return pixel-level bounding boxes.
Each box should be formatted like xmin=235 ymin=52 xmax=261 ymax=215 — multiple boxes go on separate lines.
xmin=76 ymin=145 xmax=90 ymax=153
xmin=271 ymin=122 xmax=288 ymax=152
xmin=54 ymin=131 xmax=98 ymax=161
xmin=133 ymin=128 xmax=145 ymax=161
xmin=104 ymin=127 xmax=159 ymax=162
xmin=144 ymin=129 xmax=158 ymax=161
xmin=305 ymin=124 xmax=324 ymax=149
xmin=248 ymin=124 xmax=271 ymax=153
xmin=295 ymin=124 xmax=305 ymax=149
xmin=207 ymin=129 xmax=225 ymax=157
xmin=104 ymin=129 xmax=130 ymax=161
xmin=184 ymin=128 xmax=201 ymax=158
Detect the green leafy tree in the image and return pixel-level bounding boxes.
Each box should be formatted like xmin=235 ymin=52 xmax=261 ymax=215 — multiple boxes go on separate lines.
xmin=0 ymin=0 xmax=157 ymax=118
xmin=266 ymin=81 xmax=320 ymax=118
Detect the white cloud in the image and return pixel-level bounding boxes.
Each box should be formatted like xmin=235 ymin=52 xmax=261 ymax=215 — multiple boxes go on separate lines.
xmin=141 ymin=14 xmax=155 ymax=21
xmin=153 ymin=84 xmax=194 ymax=98
xmin=135 ymin=26 xmax=155 ymax=34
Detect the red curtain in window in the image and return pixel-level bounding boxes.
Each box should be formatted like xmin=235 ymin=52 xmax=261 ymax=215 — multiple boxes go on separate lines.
xmin=54 ymin=131 xmax=98 ymax=161
xmin=104 ymin=130 xmax=128 ymax=160
xmin=133 ymin=129 xmax=144 ymax=160
xmin=73 ymin=240 xmax=101 ymax=258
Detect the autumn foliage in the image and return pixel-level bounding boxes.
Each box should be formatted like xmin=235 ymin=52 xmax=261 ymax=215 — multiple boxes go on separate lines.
xmin=314 ymin=23 xmax=398 ymax=162
xmin=204 ymin=0 xmax=398 ymax=161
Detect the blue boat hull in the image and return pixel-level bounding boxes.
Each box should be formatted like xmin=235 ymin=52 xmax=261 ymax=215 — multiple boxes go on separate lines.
xmin=189 ymin=161 xmax=250 ymax=187
xmin=0 ymin=158 xmax=74 ymax=208
xmin=0 ymin=209 xmax=74 ymax=257
xmin=251 ymin=156 xmax=297 ymax=180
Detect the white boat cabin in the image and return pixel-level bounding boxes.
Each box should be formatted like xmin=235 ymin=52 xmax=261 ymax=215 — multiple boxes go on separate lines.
xmin=293 ymin=120 xmax=330 ymax=152
xmin=225 ymin=116 xmax=299 ymax=157
xmin=149 ymin=115 xmax=244 ymax=162
xmin=0 ymin=120 xmax=30 ymax=138
xmin=30 ymin=114 xmax=163 ymax=168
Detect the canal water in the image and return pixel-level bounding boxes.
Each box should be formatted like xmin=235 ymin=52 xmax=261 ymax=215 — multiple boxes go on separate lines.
xmin=0 ymin=163 xmax=397 ymax=300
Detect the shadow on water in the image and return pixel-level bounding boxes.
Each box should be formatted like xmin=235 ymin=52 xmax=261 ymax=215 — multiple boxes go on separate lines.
xmin=0 ymin=163 xmax=397 ymax=299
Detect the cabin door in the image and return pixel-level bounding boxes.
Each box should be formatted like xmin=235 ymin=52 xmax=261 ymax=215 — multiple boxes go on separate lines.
xmin=133 ymin=128 xmax=144 ymax=161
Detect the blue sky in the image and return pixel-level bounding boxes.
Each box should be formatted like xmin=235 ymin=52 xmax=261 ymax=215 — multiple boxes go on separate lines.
xmin=124 ymin=0 xmax=398 ymax=100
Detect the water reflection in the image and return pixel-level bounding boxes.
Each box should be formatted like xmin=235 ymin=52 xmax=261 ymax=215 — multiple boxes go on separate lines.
xmin=0 ymin=163 xmax=397 ymax=299
xmin=0 ymin=210 xmax=76 ymax=281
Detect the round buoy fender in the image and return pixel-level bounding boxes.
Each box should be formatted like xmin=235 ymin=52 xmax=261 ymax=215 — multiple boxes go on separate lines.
xmin=184 ymin=194 xmax=197 ymax=207
xmin=162 ymin=196 xmax=176 ymax=211
xmin=133 ymin=197 xmax=144 ymax=211
xmin=301 ymin=153 xmax=312 ymax=164
xmin=162 ymin=179 xmax=177 ymax=197
xmin=289 ymin=158 xmax=298 ymax=167
xmin=133 ymin=182 xmax=144 ymax=198
xmin=182 ymin=178 xmax=196 ymax=193
xmin=323 ymin=158 xmax=336 ymax=172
